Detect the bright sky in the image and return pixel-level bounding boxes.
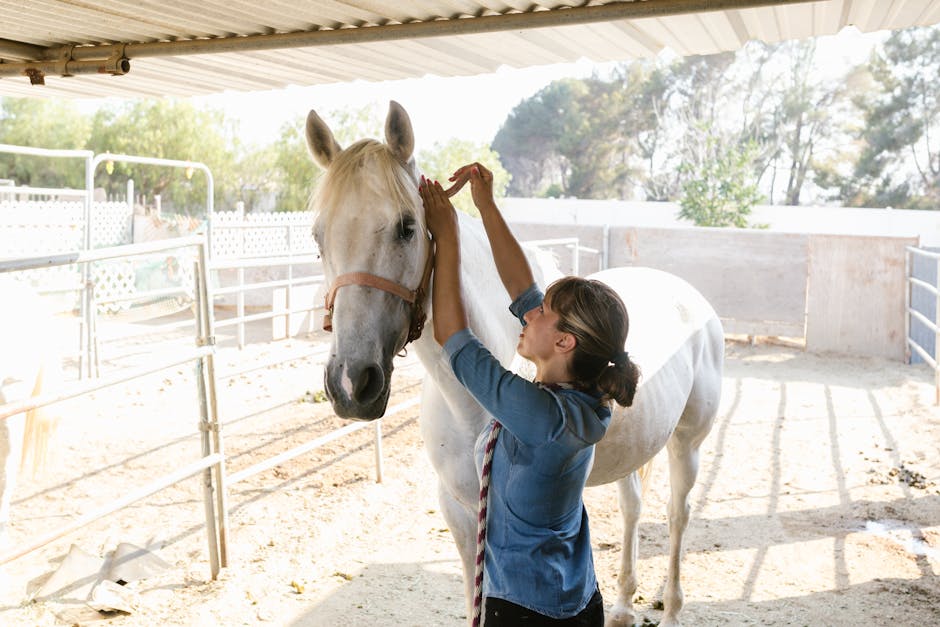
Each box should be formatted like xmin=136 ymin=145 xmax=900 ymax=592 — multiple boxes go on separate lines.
xmin=195 ymin=59 xmax=611 ymax=153
xmin=193 ymin=26 xmax=884 ymax=154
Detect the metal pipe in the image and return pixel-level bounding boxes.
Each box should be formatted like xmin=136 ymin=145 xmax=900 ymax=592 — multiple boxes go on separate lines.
xmin=208 ymin=254 xmax=320 ymax=270
xmin=0 ymin=57 xmax=130 ymax=78
xmin=0 ymin=453 xmax=223 ymax=566
xmin=0 ymin=236 xmax=206 ymax=273
xmin=905 ymin=249 xmax=912 ymax=365
xmin=373 ymin=420 xmax=384 ymax=484
xmin=193 ymin=258 xmax=222 ymax=579
xmin=908 ymin=338 xmax=938 ymax=369
xmin=197 ymin=241 xmax=229 ymax=569
xmin=910 ymin=276 xmax=940 ymax=296
xmin=909 ymin=308 xmax=938 ymax=332
xmin=214 ymin=304 xmax=322 ymax=328
xmin=0 ymin=346 xmax=214 ymax=421
xmin=213 ymin=275 xmax=320 ymax=296
xmin=0 ymin=144 xmax=92 ymax=159
xmin=34 ymin=1 xmax=815 ymax=63
xmin=226 ymin=397 xmax=419 ymax=485
xmin=0 ymin=185 xmax=87 ymax=197
xmin=935 ymin=256 xmax=939 ymax=404
xmin=0 ymin=37 xmax=47 ymax=60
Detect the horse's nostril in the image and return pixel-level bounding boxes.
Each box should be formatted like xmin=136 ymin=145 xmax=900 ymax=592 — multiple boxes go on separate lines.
xmin=353 ymin=364 xmax=384 ymax=404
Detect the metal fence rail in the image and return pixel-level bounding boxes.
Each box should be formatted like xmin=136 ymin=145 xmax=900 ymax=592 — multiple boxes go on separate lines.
xmin=523 ymin=236 xmax=603 ymax=275
xmin=905 ymin=245 xmax=940 ymax=404
xmin=0 ymin=237 xmax=227 ymax=578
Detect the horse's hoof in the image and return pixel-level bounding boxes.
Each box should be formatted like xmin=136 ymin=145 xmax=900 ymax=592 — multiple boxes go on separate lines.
xmin=605 ymin=605 xmax=638 ymax=627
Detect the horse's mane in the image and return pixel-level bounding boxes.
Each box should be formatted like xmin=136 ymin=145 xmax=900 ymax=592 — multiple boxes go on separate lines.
xmin=311 ymin=139 xmax=422 ymax=229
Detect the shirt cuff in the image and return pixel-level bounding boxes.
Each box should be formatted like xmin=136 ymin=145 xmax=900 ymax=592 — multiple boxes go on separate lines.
xmin=443 ymin=327 xmax=476 ymax=359
xmin=508 ymin=283 xmax=544 ymax=325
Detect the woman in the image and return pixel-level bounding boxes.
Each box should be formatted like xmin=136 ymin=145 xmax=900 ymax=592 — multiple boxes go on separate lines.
xmin=420 ymin=163 xmax=640 ymax=626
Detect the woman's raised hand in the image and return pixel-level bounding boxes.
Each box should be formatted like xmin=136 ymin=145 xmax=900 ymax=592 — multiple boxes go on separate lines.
xmin=420 ymin=175 xmax=458 ymax=242
xmin=445 ymin=163 xmax=497 ymax=211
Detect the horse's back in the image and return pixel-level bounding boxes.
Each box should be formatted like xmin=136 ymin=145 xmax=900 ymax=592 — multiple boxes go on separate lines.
xmin=587 ymin=266 xmax=724 ymax=484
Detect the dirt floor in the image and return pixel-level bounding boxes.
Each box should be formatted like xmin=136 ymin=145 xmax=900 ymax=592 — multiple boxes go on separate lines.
xmin=1 ymin=314 xmax=939 ymax=627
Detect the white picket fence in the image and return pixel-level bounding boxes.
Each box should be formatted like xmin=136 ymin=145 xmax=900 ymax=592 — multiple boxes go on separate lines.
xmin=210 ymin=209 xmax=316 ymax=259
xmin=1 ymin=200 xmax=316 ymax=311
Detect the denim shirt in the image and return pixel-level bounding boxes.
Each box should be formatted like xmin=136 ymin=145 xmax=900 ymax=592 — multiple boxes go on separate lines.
xmin=443 ymin=284 xmax=611 ymax=618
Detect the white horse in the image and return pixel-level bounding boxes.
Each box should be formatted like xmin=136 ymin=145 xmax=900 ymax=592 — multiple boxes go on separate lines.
xmin=0 ymin=278 xmax=62 ymax=548
xmin=306 ymin=102 xmax=724 ymax=627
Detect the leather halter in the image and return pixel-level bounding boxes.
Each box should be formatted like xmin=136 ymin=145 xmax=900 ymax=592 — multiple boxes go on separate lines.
xmin=322 ymin=234 xmax=434 ymax=345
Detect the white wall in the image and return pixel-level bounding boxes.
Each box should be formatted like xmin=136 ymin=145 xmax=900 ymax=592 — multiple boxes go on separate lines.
xmin=502 ymin=198 xmax=940 ymax=246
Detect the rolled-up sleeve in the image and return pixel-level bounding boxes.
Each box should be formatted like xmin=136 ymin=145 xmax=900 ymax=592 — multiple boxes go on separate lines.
xmin=444 ymin=328 xmax=564 ymax=446
xmin=509 ymin=283 xmax=544 ymax=326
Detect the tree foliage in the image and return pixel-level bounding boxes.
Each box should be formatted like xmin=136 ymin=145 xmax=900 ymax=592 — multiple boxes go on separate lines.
xmin=847 ymin=26 xmax=940 ymax=208
xmin=491 ymin=29 xmax=938 ymax=213
xmin=87 ymin=99 xmax=238 ymax=214
xmin=418 ymin=139 xmax=510 ymax=216
xmin=678 ymin=136 xmax=763 ymax=227
xmin=4 ymin=26 xmax=940 ymax=220
xmin=0 ymin=97 xmax=91 ymax=188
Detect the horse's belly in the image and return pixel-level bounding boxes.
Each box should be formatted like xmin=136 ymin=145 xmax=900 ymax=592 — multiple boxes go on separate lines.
xmin=588 ymin=347 xmax=694 ymax=485
xmin=584 ymin=266 xmax=722 ymax=486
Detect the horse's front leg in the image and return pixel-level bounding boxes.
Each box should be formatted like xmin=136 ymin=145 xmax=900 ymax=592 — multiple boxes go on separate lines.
xmin=437 ymin=481 xmax=479 ymax=623
xmin=417 ymin=381 xmax=483 ymax=624
xmin=606 ymin=470 xmax=643 ymax=627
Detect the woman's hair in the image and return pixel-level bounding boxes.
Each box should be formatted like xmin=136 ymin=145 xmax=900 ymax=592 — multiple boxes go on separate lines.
xmin=545 ymin=277 xmax=640 ymax=407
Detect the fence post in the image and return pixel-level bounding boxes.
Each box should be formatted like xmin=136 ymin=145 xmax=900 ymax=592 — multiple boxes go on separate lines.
xmin=236 ymin=202 xmax=246 ymax=349
xmin=286 ymin=223 xmax=293 ymax=337
xmin=905 ymin=248 xmax=911 ymax=364
xmin=935 ymin=256 xmax=939 ymax=405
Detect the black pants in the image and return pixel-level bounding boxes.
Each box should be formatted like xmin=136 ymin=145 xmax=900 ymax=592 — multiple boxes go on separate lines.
xmin=484 ymin=588 xmax=603 ymax=626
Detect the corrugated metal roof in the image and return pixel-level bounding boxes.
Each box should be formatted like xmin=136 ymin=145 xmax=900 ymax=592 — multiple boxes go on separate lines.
xmin=0 ymin=0 xmax=938 ymax=98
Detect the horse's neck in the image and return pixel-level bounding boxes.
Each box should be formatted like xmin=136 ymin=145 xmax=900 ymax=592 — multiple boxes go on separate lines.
xmin=413 ymin=213 xmax=522 ymax=395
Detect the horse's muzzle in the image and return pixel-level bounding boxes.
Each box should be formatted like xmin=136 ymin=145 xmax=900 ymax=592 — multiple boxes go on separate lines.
xmin=324 ymin=358 xmax=391 ymax=420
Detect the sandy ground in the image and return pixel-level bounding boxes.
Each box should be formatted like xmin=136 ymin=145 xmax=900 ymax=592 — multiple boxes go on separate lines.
xmin=1 ymin=313 xmax=939 ymax=627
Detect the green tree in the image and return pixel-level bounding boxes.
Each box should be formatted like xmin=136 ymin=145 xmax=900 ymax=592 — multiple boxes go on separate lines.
xmin=418 ymin=139 xmax=510 ymax=216
xmin=493 ymin=79 xmax=579 ymax=197
xmin=493 ymin=77 xmax=635 ymax=199
xmin=0 ymin=97 xmax=91 ymax=188
xmin=848 ymin=26 xmax=940 ymax=208
xmin=87 ymin=99 xmax=238 ymax=215
xmin=271 ymin=116 xmax=319 ymax=212
xmin=678 ymin=135 xmax=763 ymax=227
xmin=272 ymin=105 xmax=384 ymax=212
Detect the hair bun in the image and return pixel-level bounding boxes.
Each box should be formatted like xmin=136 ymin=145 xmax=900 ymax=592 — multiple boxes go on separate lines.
xmin=611 ymin=351 xmax=629 ymax=368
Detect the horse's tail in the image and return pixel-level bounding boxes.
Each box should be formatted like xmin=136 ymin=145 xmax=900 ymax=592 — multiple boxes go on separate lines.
xmin=637 ymin=458 xmax=655 ymax=497
xmin=20 ymin=359 xmax=61 ymax=477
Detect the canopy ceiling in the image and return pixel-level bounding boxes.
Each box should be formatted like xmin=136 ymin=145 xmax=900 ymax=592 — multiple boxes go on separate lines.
xmin=1 ymin=0 xmax=939 ymax=98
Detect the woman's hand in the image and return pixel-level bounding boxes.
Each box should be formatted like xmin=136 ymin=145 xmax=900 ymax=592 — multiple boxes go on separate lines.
xmin=445 ymin=163 xmax=497 ymax=212
xmin=420 ymin=175 xmax=458 ymax=242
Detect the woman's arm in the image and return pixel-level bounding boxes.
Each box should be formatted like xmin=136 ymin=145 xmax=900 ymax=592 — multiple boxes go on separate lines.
xmin=420 ymin=177 xmax=468 ymax=346
xmin=447 ymin=164 xmax=534 ymax=301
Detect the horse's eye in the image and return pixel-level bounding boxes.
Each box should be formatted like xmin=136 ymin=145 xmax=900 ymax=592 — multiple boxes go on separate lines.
xmin=397 ymin=217 xmax=416 ymax=241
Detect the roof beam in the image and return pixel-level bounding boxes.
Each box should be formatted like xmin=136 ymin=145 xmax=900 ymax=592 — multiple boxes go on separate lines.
xmin=5 ymin=0 xmax=820 ymax=65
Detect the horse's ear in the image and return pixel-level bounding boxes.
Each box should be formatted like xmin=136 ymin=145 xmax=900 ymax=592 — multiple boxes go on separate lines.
xmin=385 ymin=100 xmax=414 ymax=166
xmin=305 ymin=109 xmax=343 ymax=169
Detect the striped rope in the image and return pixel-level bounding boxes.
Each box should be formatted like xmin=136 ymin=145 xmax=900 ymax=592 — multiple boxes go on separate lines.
xmin=471 ymin=419 xmax=502 ymax=627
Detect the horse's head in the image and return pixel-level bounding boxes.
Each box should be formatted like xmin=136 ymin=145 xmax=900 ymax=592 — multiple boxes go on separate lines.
xmin=307 ymin=101 xmax=432 ymax=420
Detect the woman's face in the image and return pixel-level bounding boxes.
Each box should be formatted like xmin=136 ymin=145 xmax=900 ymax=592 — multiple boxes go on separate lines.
xmin=518 ymin=297 xmax=564 ymax=362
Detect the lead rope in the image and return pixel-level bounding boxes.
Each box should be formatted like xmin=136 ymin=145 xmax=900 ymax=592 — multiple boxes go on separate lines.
xmin=472 ymin=419 xmax=502 ymax=627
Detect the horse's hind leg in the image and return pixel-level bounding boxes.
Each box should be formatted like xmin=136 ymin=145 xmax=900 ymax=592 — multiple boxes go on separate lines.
xmin=605 ymin=470 xmax=643 ymax=627
xmin=661 ymin=415 xmax=713 ymax=626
